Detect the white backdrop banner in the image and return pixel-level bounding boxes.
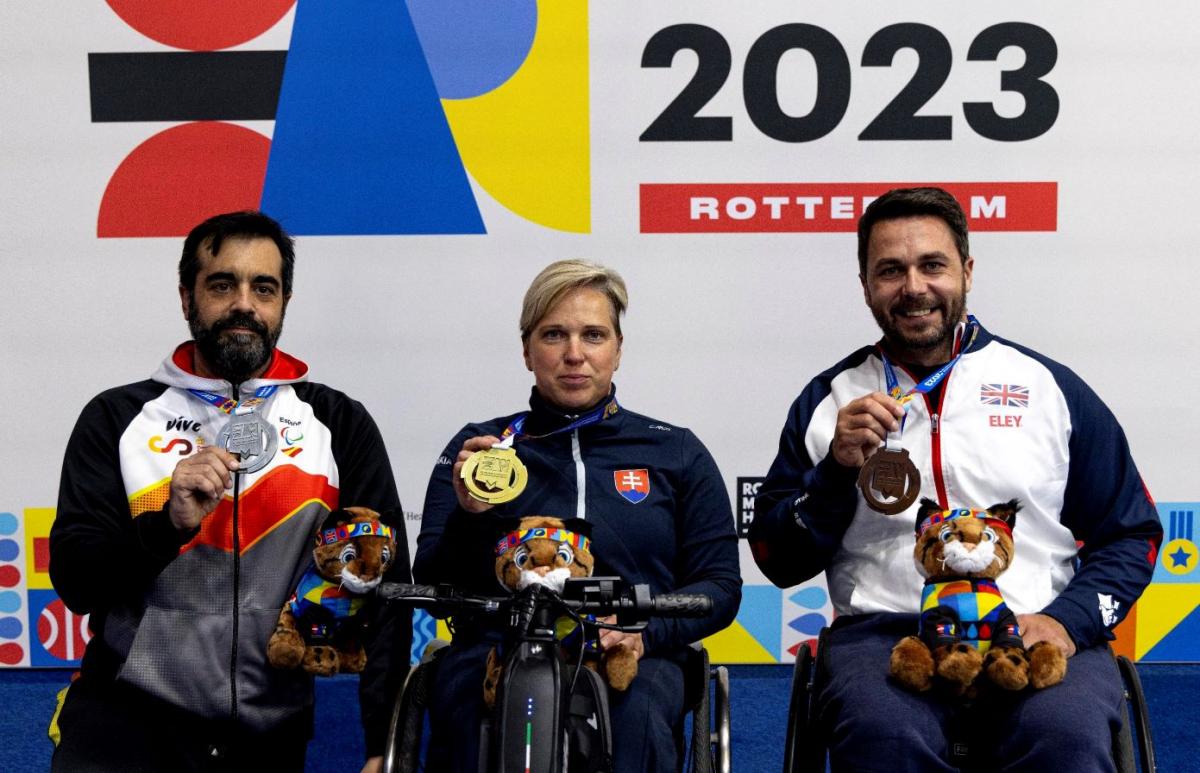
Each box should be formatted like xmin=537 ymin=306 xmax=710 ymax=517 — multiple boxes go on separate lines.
xmin=1 ymin=1 xmax=1197 ymax=666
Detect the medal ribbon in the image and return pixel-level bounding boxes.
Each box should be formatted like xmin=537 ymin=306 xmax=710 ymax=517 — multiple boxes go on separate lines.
xmin=492 ymin=397 xmax=620 ymax=450
xmin=186 ymin=385 xmax=280 ymax=471
xmin=186 ymin=385 xmax=278 ymax=416
xmin=878 ymin=316 xmax=979 ymax=446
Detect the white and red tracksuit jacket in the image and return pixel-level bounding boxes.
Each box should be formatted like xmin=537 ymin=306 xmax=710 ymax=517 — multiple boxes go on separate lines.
xmin=50 ymin=343 xmax=409 ymax=754
xmin=750 ymin=320 xmax=1162 ymax=649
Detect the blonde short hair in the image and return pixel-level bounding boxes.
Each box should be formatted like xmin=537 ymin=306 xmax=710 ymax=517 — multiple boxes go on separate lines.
xmin=519 ymin=259 xmax=628 ymax=340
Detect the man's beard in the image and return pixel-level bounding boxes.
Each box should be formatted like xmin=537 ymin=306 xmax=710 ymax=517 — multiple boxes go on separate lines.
xmin=872 ymin=286 xmax=967 ymax=361
xmin=188 ymin=308 xmax=284 ymax=384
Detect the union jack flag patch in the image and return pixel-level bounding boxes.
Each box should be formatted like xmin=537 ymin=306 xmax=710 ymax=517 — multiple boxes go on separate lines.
xmin=614 ymin=469 xmax=650 ymax=504
xmin=980 ymin=384 xmax=1029 ymax=408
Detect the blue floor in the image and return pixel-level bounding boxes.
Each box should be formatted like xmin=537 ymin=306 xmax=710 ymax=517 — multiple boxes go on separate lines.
xmin=2 ymin=664 xmax=1196 ymax=771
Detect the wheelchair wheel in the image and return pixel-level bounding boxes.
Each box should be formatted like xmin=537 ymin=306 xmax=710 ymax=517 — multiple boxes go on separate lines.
xmin=782 ymin=641 xmax=822 ymax=773
xmin=383 ymin=658 xmax=439 ymax=773
xmin=711 ymin=664 xmax=731 ymax=773
xmin=685 ymin=645 xmax=731 ymax=773
xmin=1115 ymin=654 xmax=1156 ymax=773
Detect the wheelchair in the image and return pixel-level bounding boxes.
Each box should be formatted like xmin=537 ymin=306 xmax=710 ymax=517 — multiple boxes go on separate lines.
xmin=782 ymin=627 xmax=1156 ymax=773
xmin=379 ymin=579 xmax=732 ymax=773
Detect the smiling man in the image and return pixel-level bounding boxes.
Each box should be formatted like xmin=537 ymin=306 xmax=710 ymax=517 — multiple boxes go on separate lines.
xmin=750 ymin=187 xmax=1162 ymax=772
xmin=49 ymin=211 xmax=410 ymax=773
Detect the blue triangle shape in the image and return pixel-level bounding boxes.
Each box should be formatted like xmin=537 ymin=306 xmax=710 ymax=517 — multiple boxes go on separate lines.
xmin=263 ymin=1 xmax=484 ymax=234
xmin=1142 ymin=600 xmax=1200 ymax=662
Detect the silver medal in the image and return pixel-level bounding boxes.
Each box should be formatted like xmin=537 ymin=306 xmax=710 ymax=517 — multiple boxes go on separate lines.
xmin=218 ymin=413 xmax=277 ymax=474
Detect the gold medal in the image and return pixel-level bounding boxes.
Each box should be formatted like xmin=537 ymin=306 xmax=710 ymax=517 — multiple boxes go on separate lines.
xmin=857 ymin=447 xmax=921 ymax=515
xmin=460 ymin=446 xmax=529 ymax=504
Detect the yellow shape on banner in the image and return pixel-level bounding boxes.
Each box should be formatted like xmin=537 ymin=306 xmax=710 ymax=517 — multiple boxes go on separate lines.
xmin=436 ymin=618 xmax=452 ymax=643
xmin=441 ymin=0 xmax=590 ymax=233
xmin=1133 ymin=583 xmax=1200 ymax=659
xmin=702 ymin=621 xmax=777 ymax=663
xmin=24 ymin=507 xmax=56 ymax=590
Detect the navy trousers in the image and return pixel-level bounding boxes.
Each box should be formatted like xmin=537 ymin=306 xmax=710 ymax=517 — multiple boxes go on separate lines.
xmin=427 ymin=637 xmax=686 ymax=772
xmin=817 ymin=613 xmax=1124 ymax=773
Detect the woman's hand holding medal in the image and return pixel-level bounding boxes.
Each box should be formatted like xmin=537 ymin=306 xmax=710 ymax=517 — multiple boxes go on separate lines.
xmin=452 ymin=435 xmax=506 ymax=513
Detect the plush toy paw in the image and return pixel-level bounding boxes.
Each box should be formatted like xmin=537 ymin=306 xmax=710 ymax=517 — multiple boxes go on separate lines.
xmin=890 ymin=635 xmax=935 ymax=692
xmin=266 ymin=610 xmax=306 ymax=670
xmin=934 ymin=642 xmax=983 ymax=694
xmin=303 ymin=644 xmax=341 ymax=676
xmin=983 ymin=645 xmax=1030 ymax=691
xmin=267 ymin=629 xmax=305 ymax=669
xmin=1027 ymin=640 xmax=1067 ymax=689
xmin=603 ymin=647 xmax=638 ymax=691
xmin=338 ymin=645 xmax=367 ymax=674
xmin=483 ymin=647 xmax=503 ymax=709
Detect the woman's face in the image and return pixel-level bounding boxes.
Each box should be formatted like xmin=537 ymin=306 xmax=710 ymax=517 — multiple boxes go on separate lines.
xmin=523 ymin=287 xmax=622 ymax=412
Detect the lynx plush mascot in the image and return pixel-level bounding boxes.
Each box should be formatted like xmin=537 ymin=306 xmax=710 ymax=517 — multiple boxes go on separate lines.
xmin=483 ymin=516 xmax=637 ymax=707
xmin=890 ymin=499 xmax=1067 ymax=695
xmin=267 ymin=506 xmax=397 ymax=676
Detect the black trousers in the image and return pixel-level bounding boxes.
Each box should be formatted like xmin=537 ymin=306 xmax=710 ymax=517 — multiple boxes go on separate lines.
xmin=51 ymin=673 xmax=311 ymax=773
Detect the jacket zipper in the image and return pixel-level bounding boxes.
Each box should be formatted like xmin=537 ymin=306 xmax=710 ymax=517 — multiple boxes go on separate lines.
xmin=229 ymin=383 xmax=241 ymax=726
xmin=571 ymin=429 xmax=586 ymax=519
xmin=926 ymin=378 xmax=952 ymax=510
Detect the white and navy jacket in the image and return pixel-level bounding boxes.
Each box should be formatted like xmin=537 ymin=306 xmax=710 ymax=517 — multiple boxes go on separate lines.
xmin=750 ymin=321 xmax=1162 ymax=649
xmin=50 ymin=343 xmax=409 ymax=754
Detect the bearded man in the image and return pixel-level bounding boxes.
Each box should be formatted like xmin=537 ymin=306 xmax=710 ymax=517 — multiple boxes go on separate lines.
xmin=750 ymin=187 xmax=1162 ymax=772
xmin=49 ymin=211 xmax=409 ymax=773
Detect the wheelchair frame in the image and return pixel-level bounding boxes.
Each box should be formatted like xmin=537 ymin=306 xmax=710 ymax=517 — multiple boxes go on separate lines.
xmin=379 ymin=579 xmax=732 ymax=773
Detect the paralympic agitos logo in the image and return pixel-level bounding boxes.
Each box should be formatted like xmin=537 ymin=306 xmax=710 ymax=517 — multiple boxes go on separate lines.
xmin=89 ymin=1 xmax=590 ymax=237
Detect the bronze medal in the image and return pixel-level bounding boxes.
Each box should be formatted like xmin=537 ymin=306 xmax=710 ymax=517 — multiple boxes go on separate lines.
xmin=857 ymin=447 xmax=920 ymax=515
xmin=460 ymin=446 xmax=529 ymax=504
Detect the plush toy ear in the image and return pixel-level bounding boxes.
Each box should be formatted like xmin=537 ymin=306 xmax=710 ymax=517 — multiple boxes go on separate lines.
xmin=558 ymin=518 xmax=593 ymax=541
xmin=914 ymin=497 xmax=943 ymax=534
xmin=986 ymin=499 xmax=1021 ymax=530
xmin=319 ymin=508 xmax=352 ymax=533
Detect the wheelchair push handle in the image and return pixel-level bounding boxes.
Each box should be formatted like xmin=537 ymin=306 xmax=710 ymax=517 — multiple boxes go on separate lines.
xmin=650 ymin=592 xmax=713 ymax=617
xmin=377 ymin=582 xmax=440 ymax=601
xmin=378 ymin=578 xmax=712 ymax=620
xmin=376 ymin=582 xmax=503 ymax=614
xmin=562 ymin=577 xmax=713 ymax=619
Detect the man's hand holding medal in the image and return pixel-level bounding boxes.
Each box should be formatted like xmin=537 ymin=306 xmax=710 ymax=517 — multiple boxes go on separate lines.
xmin=831 ymin=392 xmax=905 ymax=468
xmin=834 ymin=391 xmax=922 ymax=515
xmin=167 ymin=446 xmax=240 ymax=532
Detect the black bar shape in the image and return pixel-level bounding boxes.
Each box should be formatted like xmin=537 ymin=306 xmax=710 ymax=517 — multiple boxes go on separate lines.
xmin=89 ymin=50 xmax=287 ymax=122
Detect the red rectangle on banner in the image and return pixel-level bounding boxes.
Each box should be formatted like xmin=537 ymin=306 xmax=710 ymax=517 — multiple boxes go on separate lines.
xmin=639 ymin=182 xmax=1057 ymax=233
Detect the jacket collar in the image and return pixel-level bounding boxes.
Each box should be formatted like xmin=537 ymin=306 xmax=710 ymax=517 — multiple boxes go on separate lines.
xmin=523 ymin=385 xmax=620 ymax=436
xmin=152 ymin=341 xmax=309 ymax=396
xmin=877 ymin=317 xmax=995 ymax=376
